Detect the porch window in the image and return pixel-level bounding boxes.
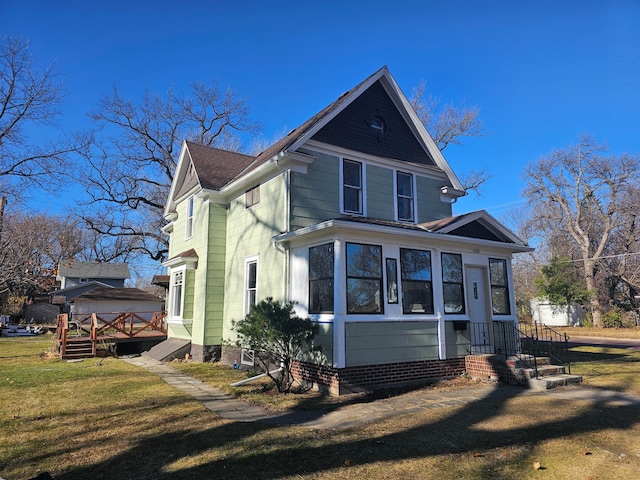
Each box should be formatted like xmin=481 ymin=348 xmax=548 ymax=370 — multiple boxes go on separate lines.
xmin=489 ymin=258 xmax=511 ymax=315
xmin=244 ymin=257 xmax=258 ymax=315
xmin=185 ymin=196 xmax=194 ymax=239
xmin=396 ymin=172 xmax=414 ymax=222
xmin=346 ymin=243 xmax=383 ymax=314
xmin=442 ymin=253 xmax=465 ymax=314
xmin=400 ymin=248 xmax=433 ymax=314
xmin=171 ymin=270 xmax=184 ymax=318
xmin=309 ymin=243 xmax=334 ymax=314
xmin=343 ymin=159 xmax=363 ymax=214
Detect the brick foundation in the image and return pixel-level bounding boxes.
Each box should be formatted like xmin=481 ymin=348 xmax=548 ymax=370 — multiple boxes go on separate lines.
xmin=292 ymin=358 xmax=467 ymax=396
xmin=465 ymin=354 xmax=523 ymax=385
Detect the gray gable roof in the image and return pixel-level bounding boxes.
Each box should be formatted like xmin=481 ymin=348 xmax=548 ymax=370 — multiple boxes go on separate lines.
xmin=57 ymin=262 xmax=130 ymax=280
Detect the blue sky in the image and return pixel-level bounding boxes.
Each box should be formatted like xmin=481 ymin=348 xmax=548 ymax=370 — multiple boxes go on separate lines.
xmin=2 ymin=0 xmax=639 ymax=221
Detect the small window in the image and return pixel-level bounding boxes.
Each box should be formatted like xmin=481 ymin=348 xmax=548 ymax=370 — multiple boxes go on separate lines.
xmin=171 ymin=270 xmax=184 ymax=318
xmin=369 ymin=116 xmax=386 ymax=139
xmin=245 ymin=185 xmax=260 ymax=208
xmin=78 ymin=278 xmax=89 ymax=284
xmin=186 ymin=196 xmax=194 ymax=239
xmin=397 ymin=172 xmax=414 ymax=222
xmin=442 ymin=253 xmax=465 ymax=314
xmin=386 ymin=258 xmax=398 ymax=304
xmin=241 ymin=349 xmax=255 ymax=366
xmin=342 ymin=159 xmax=363 ymax=214
xmin=489 ymin=258 xmax=511 ymax=315
xmin=244 ymin=258 xmax=258 ymax=315
xmin=346 ymin=243 xmax=383 ymax=314
xmin=309 ymin=243 xmax=334 ymax=314
xmin=400 ymin=248 xmax=433 ymax=314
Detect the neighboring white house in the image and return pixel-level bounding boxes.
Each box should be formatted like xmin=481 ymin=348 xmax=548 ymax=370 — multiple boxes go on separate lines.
xmin=530 ymin=298 xmax=585 ymax=327
xmin=70 ymin=287 xmax=163 ymax=322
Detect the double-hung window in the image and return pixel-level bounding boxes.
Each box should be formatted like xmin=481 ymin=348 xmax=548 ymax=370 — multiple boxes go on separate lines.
xmin=244 ymin=257 xmax=258 ymax=315
xmin=400 ymin=248 xmax=433 ymax=314
xmin=343 ymin=159 xmax=363 ymax=214
xmin=309 ymin=243 xmax=334 ymax=314
xmin=185 ymin=196 xmax=194 ymax=239
xmin=346 ymin=243 xmax=383 ymax=314
xmin=489 ymin=258 xmax=511 ymax=315
xmin=171 ymin=269 xmax=184 ymax=318
xmin=442 ymin=253 xmax=465 ymax=314
xmin=396 ymin=172 xmax=414 ymax=222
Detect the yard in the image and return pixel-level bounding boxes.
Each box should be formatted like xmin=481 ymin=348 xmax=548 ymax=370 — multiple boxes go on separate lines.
xmin=2 ymin=332 xmax=640 ymax=479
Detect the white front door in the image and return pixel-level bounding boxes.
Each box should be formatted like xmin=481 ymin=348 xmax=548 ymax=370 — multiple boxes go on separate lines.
xmin=466 ymin=266 xmax=492 ymax=352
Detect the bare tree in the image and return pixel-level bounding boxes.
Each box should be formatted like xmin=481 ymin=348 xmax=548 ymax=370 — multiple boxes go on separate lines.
xmin=0 ymin=35 xmax=88 ymax=200
xmin=410 ymin=81 xmax=489 ymax=194
xmin=79 ymin=83 xmax=259 ymax=262
xmin=523 ymin=136 xmax=640 ymax=327
xmin=0 ymin=211 xmax=85 ymax=303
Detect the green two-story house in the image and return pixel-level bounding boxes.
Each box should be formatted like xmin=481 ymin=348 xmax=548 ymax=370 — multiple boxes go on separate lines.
xmin=162 ymin=66 xmax=532 ymax=394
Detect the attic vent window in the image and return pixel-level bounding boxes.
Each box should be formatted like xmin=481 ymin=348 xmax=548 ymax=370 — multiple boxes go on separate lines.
xmin=369 ymin=116 xmax=386 ymax=139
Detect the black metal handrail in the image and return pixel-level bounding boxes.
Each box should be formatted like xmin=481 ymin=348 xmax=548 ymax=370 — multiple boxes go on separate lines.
xmin=469 ymin=321 xmax=571 ymax=378
xmin=519 ymin=322 xmax=571 ymax=374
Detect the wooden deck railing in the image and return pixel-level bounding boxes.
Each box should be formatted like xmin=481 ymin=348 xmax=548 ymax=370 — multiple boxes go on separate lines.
xmin=61 ymin=311 xmax=167 ymax=338
xmin=56 ymin=311 xmax=167 ymax=357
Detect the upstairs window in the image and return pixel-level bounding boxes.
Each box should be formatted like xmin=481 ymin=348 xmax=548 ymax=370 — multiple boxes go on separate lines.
xmin=489 ymin=258 xmax=511 ymax=315
xmin=245 ymin=185 xmax=260 ymax=208
xmin=442 ymin=253 xmax=465 ymax=314
xmin=309 ymin=243 xmax=334 ymax=314
xmin=396 ymin=172 xmax=414 ymax=222
xmin=400 ymin=248 xmax=433 ymax=314
xmin=346 ymin=243 xmax=383 ymax=314
xmin=343 ymin=159 xmax=363 ymax=215
xmin=185 ymin=196 xmax=194 ymax=239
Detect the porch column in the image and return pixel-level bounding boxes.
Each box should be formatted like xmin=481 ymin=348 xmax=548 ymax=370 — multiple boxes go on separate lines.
xmin=333 ymin=239 xmax=346 ymax=368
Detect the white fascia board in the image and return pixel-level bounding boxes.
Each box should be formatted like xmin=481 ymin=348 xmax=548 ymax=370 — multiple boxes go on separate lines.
xmin=220 ymin=150 xmax=315 ymax=199
xmin=164 ymin=141 xmax=192 ymax=217
xmin=382 ymin=72 xmax=466 ymax=194
xmin=162 ymin=254 xmax=198 ymax=269
xmin=273 ymin=219 xmax=533 ymax=253
xmin=439 ymin=210 xmax=528 ymax=246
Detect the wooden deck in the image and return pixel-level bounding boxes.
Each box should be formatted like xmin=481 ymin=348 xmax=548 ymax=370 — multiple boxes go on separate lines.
xmin=57 ymin=312 xmax=167 ymax=359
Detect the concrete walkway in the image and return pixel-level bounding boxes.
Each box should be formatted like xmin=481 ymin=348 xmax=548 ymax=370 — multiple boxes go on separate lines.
xmin=123 ymin=355 xmax=640 ymax=431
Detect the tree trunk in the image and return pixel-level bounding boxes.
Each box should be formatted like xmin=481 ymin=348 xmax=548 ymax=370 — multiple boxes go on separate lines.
xmin=583 ymin=258 xmax=602 ymax=327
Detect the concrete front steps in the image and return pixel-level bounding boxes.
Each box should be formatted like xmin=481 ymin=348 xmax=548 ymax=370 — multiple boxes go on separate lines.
xmin=507 ymin=355 xmax=582 ymax=390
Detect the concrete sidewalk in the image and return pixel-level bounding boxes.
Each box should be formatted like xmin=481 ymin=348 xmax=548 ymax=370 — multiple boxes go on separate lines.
xmin=123 ymin=355 xmax=640 ymax=431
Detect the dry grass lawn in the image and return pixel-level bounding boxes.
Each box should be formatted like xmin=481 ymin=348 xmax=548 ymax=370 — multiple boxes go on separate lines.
xmin=2 ymin=331 xmax=640 ymax=479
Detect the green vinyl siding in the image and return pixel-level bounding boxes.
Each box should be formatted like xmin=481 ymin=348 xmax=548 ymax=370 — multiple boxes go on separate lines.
xmin=445 ymin=321 xmax=471 ymax=358
xmin=201 ymin=203 xmax=227 ymax=345
xmin=290 ymin=153 xmax=340 ymax=229
xmin=366 ymin=165 xmax=394 ymax=220
xmin=223 ymin=175 xmax=286 ymax=340
xmin=345 ymin=321 xmax=439 ymax=366
xmin=416 ymin=176 xmax=452 ymax=222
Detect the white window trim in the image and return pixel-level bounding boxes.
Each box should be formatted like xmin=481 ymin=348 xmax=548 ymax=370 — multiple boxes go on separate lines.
xmin=185 ymin=195 xmax=194 ymax=239
xmin=168 ymin=265 xmax=188 ymax=323
xmin=244 ymin=255 xmax=259 ymax=317
xmin=394 ymin=170 xmax=417 ymax=222
xmin=339 ymin=158 xmax=367 ymax=216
